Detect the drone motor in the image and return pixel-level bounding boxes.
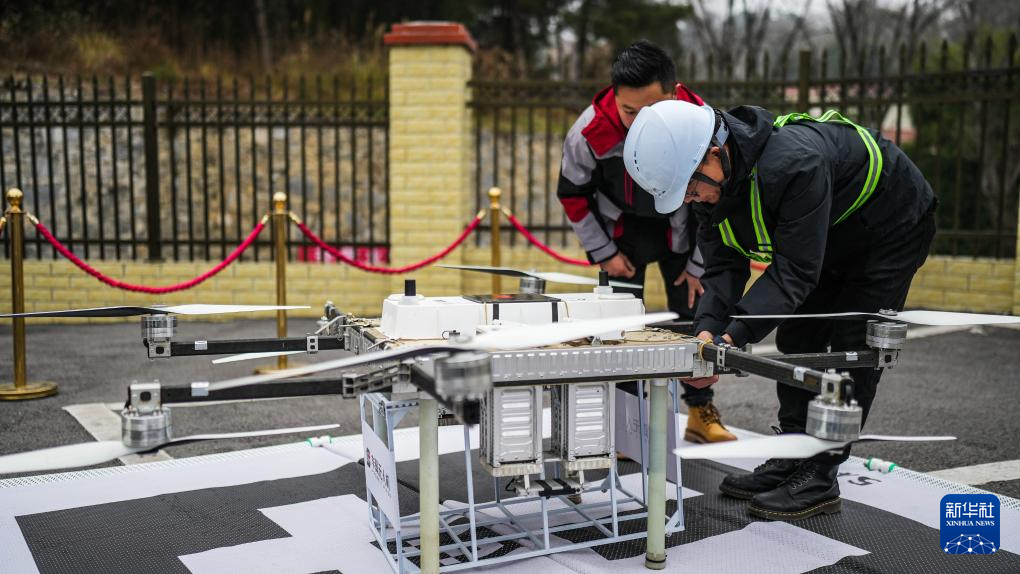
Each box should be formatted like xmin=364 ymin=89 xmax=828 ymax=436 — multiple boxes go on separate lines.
xmin=122 ymin=382 xmax=173 ymax=449
xmin=141 ymin=315 xmax=177 ymax=359
xmin=517 ymin=275 xmax=547 ymax=294
xmin=434 ymin=352 xmax=492 ymax=402
xmin=806 ymin=372 xmax=862 ymax=443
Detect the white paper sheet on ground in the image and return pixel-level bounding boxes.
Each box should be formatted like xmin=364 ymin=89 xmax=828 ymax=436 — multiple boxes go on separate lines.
xmin=443 ymin=473 xmax=701 ymax=533
xmin=181 ymin=494 xmax=578 ymax=574
xmin=0 ymin=424 xmax=340 ymax=474
xmin=615 ymin=396 xmax=1020 ymax=555
xmin=0 ymin=444 xmax=354 ymax=574
xmin=833 ymin=463 xmax=1020 ymax=554
xmin=732 ymin=310 xmax=1020 ymax=326
xmin=547 ymin=522 xmax=868 ymax=574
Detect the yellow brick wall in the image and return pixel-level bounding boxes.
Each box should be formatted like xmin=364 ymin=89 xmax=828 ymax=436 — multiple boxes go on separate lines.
xmin=1 ymin=260 xmax=396 ymax=324
xmin=906 ymin=256 xmax=1016 ymax=313
xmin=4 ymin=245 xmax=1017 ymax=324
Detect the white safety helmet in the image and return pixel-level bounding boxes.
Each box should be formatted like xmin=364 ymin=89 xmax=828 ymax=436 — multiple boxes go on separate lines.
xmin=623 ymin=100 xmax=717 ymax=214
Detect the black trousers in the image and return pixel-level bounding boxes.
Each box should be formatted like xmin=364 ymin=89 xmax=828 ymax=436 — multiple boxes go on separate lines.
xmin=774 ymin=207 xmax=937 ymax=464
xmin=608 ymin=215 xmax=713 ymax=408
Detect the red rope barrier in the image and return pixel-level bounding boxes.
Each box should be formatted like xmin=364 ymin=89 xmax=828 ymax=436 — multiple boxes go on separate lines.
xmin=34 ymin=216 xmax=267 ymax=294
xmin=292 ymin=213 xmax=483 ymax=274
xmin=502 ymin=210 xmax=593 ymax=267
xmin=506 ymin=208 xmax=770 ymax=273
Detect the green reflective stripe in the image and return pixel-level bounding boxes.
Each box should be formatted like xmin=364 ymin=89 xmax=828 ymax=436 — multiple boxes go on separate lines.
xmin=719 ymin=218 xmax=772 ymax=264
xmin=749 ymin=168 xmax=772 ymax=253
xmin=719 ymin=109 xmax=882 ymax=263
xmin=718 ymin=220 xmax=743 ymax=254
xmin=833 ymin=124 xmax=883 ymax=224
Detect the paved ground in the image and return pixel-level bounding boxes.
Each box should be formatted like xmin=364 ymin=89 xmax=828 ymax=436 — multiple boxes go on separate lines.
xmin=1 ymin=317 xmax=1018 ymax=498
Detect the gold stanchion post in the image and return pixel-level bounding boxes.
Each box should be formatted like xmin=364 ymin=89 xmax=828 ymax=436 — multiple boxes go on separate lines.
xmin=0 ymin=188 xmax=58 ymax=400
xmin=488 ymin=187 xmax=501 ymax=294
xmin=255 ymin=192 xmax=291 ymax=374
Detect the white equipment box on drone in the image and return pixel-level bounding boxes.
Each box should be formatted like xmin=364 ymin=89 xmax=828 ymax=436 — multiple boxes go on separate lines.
xmin=380 ymin=290 xmax=645 ymax=341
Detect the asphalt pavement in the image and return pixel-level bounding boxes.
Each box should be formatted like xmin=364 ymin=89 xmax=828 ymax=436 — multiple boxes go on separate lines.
xmin=1 ymin=317 xmax=1018 ymax=498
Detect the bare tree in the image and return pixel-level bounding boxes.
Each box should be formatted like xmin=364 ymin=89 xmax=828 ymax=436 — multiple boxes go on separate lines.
xmin=690 ymin=0 xmax=787 ymax=77
xmin=253 ymin=0 xmax=272 ymax=72
xmin=891 ymin=0 xmax=946 ymax=66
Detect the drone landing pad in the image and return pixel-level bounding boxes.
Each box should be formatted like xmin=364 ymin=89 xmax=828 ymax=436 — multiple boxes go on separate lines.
xmin=2 ymin=419 xmax=1018 ymax=573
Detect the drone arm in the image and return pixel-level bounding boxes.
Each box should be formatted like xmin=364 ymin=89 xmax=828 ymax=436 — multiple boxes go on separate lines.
xmin=167 ymin=336 xmax=344 ymax=357
xmin=205 ymin=345 xmax=463 ymax=392
xmin=760 ymin=350 xmax=884 ymax=371
xmin=158 ymin=377 xmax=346 ymax=404
xmin=700 ymin=342 xmax=851 ymax=396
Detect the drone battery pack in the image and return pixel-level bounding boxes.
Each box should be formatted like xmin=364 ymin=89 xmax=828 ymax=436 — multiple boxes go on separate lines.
xmin=551 ymin=382 xmax=615 ymax=471
xmin=479 ymin=386 xmax=544 ymax=477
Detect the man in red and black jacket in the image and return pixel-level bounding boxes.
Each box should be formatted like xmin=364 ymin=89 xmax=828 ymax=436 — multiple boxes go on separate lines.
xmin=557 ymin=40 xmax=735 ymax=443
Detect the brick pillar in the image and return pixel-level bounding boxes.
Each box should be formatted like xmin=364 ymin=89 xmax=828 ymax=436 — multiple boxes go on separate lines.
xmin=385 ymin=23 xmax=477 ymax=297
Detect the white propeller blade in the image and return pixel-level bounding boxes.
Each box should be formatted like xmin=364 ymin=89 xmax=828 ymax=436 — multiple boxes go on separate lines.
xmin=0 ymin=423 xmax=339 ymax=474
xmin=464 ymin=311 xmax=677 ymax=351
xmin=532 ymin=271 xmax=641 ymax=290
xmin=0 ymin=441 xmax=141 ymax=474
xmin=212 ymin=351 xmax=305 ymax=364
xmin=1 ymin=304 xmax=309 ymax=319
xmin=676 ymin=433 xmax=955 ymax=460
xmin=731 ymin=310 xmax=1020 ymax=326
xmin=440 ymin=264 xmax=641 ymax=290
xmin=207 ymin=312 xmax=679 ymax=392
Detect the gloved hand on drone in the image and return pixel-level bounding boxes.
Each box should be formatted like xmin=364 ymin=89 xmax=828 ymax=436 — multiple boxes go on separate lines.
xmin=682 ymin=330 xmax=733 ymax=389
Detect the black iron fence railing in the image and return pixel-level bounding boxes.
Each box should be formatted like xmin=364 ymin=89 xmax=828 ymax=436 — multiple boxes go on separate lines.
xmin=0 ymin=73 xmax=389 ymax=262
xmin=471 ymin=37 xmax=1020 ymax=258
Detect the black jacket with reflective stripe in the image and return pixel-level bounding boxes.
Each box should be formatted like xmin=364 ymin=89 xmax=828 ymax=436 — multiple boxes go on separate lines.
xmin=693 ymin=106 xmax=936 ymax=346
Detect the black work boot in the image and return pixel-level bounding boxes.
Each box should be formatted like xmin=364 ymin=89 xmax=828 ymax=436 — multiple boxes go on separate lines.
xmin=719 ymin=458 xmax=801 ymax=500
xmin=748 ymin=461 xmax=841 ymax=521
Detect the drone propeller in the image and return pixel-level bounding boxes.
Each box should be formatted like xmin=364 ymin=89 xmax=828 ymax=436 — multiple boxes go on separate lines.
xmin=0 ymin=423 xmax=339 ymax=475
xmin=0 ymin=304 xmax=309 ymax=319
xmin=676 ymin=433 xmax=956 ymax=460
xmin=731 ymin=309 xmax=1020 ymax=326
xmin=439 ymin=264 xmax=641 ymax=290
xmin=205 ymin=311 xmax=678 ymax=391
xmin=212 ymin=351 xmax=305 ymax=365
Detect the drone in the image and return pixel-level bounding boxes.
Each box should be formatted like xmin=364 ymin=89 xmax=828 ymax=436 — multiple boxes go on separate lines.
xmin=2 ymin=266 xmax=1017 ymax=573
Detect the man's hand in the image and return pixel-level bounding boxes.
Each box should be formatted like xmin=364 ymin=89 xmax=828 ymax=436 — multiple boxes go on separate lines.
xmin=600 ymin=252 xmax=636 ymax=279
xmin=683 ymin=330 xmax=721 ymax=388
xmin=673 ymin=270 xmax=705 ymax=309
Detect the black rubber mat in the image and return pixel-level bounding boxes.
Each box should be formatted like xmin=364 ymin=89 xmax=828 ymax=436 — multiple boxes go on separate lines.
xmin=11 ymin=450 xmax=1020 ymax=573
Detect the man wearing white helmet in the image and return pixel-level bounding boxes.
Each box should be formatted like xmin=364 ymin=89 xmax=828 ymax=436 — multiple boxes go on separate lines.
xmin=624 ymin=100 xmax=936 ymax=521
xmin=558 ymin=40 xmax=736 ymax=444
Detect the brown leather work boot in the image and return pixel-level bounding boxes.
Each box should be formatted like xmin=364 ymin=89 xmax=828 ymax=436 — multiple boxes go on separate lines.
xmin=684 ymin=402 xmax=737 ymax=443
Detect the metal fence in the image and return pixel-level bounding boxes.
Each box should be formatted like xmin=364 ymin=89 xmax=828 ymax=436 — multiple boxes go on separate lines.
xmin=0 ymin=73 xmax=389 ymax=262
xmin=470 ymin=35 xmax=1020 ymax=258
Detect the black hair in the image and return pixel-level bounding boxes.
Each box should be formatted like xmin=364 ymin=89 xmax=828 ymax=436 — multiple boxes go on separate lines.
xmin=611 ymin=40 xmax=676 ymax=94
